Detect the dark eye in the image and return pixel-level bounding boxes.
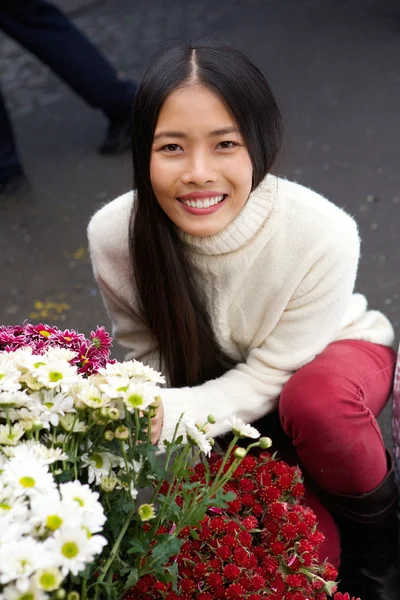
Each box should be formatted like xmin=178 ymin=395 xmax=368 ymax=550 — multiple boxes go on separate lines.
xmin=162 ymin=144 xmax=182 ymax=153
xmin=218 ymin=141 xmax=237 ymax=149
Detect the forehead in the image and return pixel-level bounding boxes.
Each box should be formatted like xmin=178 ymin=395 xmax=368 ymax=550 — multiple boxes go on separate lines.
xmin=155 ymin=84 xmax=236 ymax=131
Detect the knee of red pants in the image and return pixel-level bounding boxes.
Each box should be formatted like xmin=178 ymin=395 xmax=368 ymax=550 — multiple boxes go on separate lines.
xmin=304 ymin=486 xmax=341 ymax=570
xmin=279 ymin=365 xmax=351 ymax=441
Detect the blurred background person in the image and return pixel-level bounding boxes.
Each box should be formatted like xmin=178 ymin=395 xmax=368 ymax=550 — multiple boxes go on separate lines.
xmin=0 ymin=0 xmax=136 ymax=195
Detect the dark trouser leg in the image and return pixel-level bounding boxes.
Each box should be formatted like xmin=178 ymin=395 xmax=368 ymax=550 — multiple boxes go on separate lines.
xmin=0 ymin=87 xmax=23 ymax=182
xmin=0 ymin=0 xmax=135 ymax=123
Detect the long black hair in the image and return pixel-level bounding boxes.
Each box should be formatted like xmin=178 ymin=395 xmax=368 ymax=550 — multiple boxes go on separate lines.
xmin=129 ymin=40 xmax=283 ymax=388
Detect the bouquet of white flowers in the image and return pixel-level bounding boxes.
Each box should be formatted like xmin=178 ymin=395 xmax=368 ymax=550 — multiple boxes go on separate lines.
xmin=0 ymin=443 xmax=106 ymax=600
xmin=0 ymin=325 xmax=253 ymax=600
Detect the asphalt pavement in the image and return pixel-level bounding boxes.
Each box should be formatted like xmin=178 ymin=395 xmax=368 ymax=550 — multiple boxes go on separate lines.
xmin=0 ymin=0 xmax=399 ymax=442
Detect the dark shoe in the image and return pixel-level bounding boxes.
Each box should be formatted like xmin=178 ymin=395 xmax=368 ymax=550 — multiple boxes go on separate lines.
xmin=98 ymin=118 xmax=131 ymax=155
xmin=0 ymin=171 xmax=29 ymax=197
xmin=322 ymin=451 xmax=400 ymax=599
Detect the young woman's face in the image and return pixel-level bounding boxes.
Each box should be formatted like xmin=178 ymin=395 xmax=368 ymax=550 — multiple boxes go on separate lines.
xmin=150 ymin=84 xmax=253 ymax=237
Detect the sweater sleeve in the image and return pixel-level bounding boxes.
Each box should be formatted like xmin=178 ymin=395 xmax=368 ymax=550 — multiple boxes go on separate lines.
xmin=159 ymin=220 xmax=360 ymax=446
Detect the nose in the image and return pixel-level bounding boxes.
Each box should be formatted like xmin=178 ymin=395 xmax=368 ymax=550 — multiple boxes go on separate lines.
xmin=181 ymin=150 xmax=217 ymax=186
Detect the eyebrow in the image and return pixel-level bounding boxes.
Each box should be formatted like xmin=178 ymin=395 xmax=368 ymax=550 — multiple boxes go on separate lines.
xmin=153 ymin=126 xmax=240 ymax=141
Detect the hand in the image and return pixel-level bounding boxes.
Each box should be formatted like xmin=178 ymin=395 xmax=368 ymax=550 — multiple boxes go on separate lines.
xmin=150 ymin=398 xmax=164 ymax=445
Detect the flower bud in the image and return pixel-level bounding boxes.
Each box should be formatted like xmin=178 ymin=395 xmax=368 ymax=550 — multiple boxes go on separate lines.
xmin=92 ymin=410 xmax=108 ymax=425
xmin=100 ymin=407 xmax=109 ymax=419
xmin=55 ymin=590 xmax=66 ymax=600
xmin=104 ymin=430 xmax=114 ymax=442
xmin=21 ymin=419 xmax=34 ymax=431
xmin=100 ymin=475 xmax=117 ymax=492
xmin=67 ymin=592 xmax=80 ymax=600
xmin=32 ymin=420 xmax=43 ymax=432
xmin=259 ymin=437 xmax=273 ymax=450
xmin=107 ymin=407 xmax=120 ymax=421
xmin=115 ymin=425 xmax=129 ymax=440
xmin=138 ymin=503 xmax=156 ymax=522
xmin=207 ymin=414 xmax=216 ymax=424
xmin=234 ymin=447 xmax=247 ymax=459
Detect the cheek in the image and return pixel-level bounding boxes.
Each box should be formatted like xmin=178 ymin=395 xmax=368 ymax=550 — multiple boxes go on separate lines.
xmin=150 ymin=156 xmax=179 ymax=197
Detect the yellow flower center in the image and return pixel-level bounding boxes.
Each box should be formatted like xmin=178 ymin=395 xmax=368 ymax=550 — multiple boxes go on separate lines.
xmin=61 ymin=541 xmax=79 ymax=559
xmin=20 ymin=476 xmax=35 ymax=488
xmin=39 ymin=572 xmax=57 ymax=590
xmin=46 ymin=515 xmax=63 ymax=531
xmin=39 ymin=330 xmax=51 ymax=338
xmin=49 ymin=372 xmax=63 ymax=383
xmin=19 ymin=594 xmax=34 ymax=600
xmin=127 ymin=394 xmax=143 ymax=408
xmin=0 ymin=503 xmax=11 ymax=510
xmin=73 ymin=496 xmax=84 ymax=507
xmin=91 ymin=453 xmax=104 ymax=469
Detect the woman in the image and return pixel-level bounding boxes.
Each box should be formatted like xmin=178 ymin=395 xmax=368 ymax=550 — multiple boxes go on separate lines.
xmin=88 ymin=41 xmax=398 ymax=598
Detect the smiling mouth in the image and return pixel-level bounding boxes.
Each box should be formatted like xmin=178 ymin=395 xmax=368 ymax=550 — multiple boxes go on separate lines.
xmin=177 ymin=194 xmax=227 ymax=209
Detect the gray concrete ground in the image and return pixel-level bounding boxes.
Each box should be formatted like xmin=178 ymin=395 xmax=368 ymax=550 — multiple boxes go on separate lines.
xmin=0 ymin=0 xmax=399 ymax=443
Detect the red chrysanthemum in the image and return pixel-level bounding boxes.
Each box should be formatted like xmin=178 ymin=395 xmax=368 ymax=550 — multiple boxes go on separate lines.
xmin=241 ymin=515 xmax=258 ymax=530
xmin=260 ymin=486 xmax=281 ymax=503
xmin=233 ymin=546 xmax=250 ymax=567
xmin=223 ymin=564 xmax=241 ymax=580
xmin=216 ymin=545 xmax=231 ymax=561
xmin=225 ymin=583 xmax=246 ymax=599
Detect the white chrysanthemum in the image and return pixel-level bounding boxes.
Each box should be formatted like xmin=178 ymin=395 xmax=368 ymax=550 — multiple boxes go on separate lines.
xmin=0 ymin=486 xmax=29 ymax=525
xmin=226 ymin=415 xmax=261 ymax=439
xmin=12 ymin=347 xmax=38 ymax=373
xmin=34 ymin=566 xmax=63 ymax=592
xmin=0 ymin=538 xmax=50 ymax=589
xmin=35 ymin=358 xmax=79 ymax=392
xmin=0 ymin=390 xmax=29 ymax=410
xmin=181 ymin=417 xmax=212 ymax=456
xmin=0 ymin=356 xmax=21 ymax=394
xmin=44 ymin=526 xmax=107 ymax=576
xmin=38 ymin=390 xmax=75 ymax=426
xmin=30 ymin=493 xmax=81 ymax=533
xmin=1 ymin=579 xmax=49 ymax=600
xmin=0 ymin=519 xmax=31 ymax=552
xmin=6 ymin=442 xmax=68 ymax=466
xmin=119 ymin=381 xmax=158 ymax=413
xmin=44 ymin=348 xmax=77 ymax=363
xmin=0 ymin=423 xmax=25 ymax=446
xmin=98 ymin=360 xmax=165 ymax=384
xmin=97 ymin=374 xmax=129 ymax=400
xmin=80 ymin=451 xmax=118 ymax=485
xmin=59 ymin=481 xmax=106 ymax=533
xmin=59 ymin=414 xmax=87 ymax=433
xmin=2 ymin=456 xmax=56 ymax=498
xmin=76 ymin=380 xmax=110 ymax=409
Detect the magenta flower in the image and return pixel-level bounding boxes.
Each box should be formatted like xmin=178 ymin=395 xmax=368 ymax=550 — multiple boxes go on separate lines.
xmin=0 ymin=323 xmax=113 ymax=376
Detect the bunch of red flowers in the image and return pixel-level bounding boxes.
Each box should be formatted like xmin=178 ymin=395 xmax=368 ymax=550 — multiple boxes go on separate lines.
xmin=127 ymin=451 xmax=358 ymax=600
xmin=0 ymin=322 xmax=113 ymax=374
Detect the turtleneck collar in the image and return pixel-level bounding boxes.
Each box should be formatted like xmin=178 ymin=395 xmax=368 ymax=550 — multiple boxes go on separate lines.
xmin=178 ymin=174 xmax=278 ymax=255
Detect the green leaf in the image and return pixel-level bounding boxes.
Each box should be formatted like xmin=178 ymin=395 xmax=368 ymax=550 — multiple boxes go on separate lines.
xmin=149 ymin=535 xmax=183 ymax=566
xmin=126 ymin=539 xmax=147 ymax=555
xmin=124 ymin=568 xmax=139 ymax=589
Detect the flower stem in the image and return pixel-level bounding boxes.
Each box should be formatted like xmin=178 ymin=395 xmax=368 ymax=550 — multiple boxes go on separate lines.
xmin=94 ymin=505 xmax=135 ymax=599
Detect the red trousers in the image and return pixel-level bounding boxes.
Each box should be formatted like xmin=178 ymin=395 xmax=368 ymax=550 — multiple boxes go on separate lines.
xmin=259 ymin=339 xmax=396 ymax=568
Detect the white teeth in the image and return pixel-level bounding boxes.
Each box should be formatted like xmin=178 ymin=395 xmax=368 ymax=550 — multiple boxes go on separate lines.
xmin=180 ymin=194 xmax=225 ymax=208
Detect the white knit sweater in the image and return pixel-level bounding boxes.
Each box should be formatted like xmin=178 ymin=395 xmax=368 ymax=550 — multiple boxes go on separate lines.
xmin=88 ymin=175 xmax=394 ymax=444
